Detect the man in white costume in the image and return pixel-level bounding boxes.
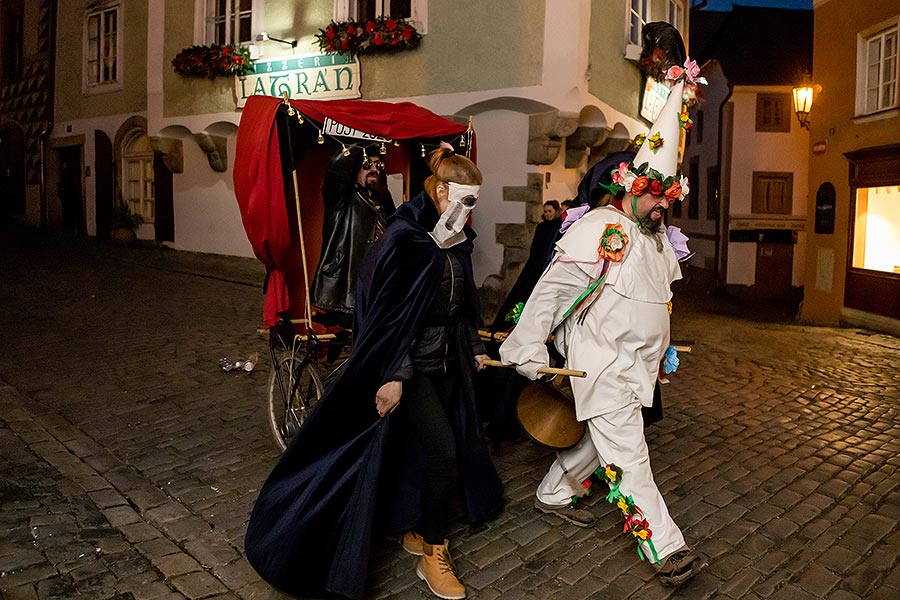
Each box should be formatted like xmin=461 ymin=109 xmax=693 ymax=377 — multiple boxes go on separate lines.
xmin=500 ymin=58 xmax=705 ymax=585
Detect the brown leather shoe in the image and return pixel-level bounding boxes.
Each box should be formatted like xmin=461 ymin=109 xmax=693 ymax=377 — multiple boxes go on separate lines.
xmin=416 ymin=540 xmax=466 ymax=599
xmin=533 ymin=498 xmax=595 ymax=527
xmin=402 ymin=531 xmax=424 ymax=556
xmin=657 ymin=549 xmax=705 ymax=586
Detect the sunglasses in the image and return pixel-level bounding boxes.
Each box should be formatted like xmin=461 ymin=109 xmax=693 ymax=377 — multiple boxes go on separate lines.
xmin=362 ymin=158 xmax=384 ymax=171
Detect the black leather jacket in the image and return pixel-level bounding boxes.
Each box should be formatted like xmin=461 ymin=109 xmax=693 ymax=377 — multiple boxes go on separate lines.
xmin=310 ymin=153 xmax=393 ymax=320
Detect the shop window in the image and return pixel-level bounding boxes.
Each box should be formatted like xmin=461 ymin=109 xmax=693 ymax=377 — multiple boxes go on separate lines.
xmin=856 ymin=18 xmax=899 ymax=115
xmin=755 ymin=93 xmax=791 ymax=133
xmin=752 ymin=172 xmax=793 ymax=215
xmin=84 ymin=2 xmax=121 ymax=90
xmin=334 ymin=0 xmax=427 ymax=33
xmin=852 ymin=185 xmax=900 ymax=274
xmin=122 ymin=134 xmax=155 ymax=223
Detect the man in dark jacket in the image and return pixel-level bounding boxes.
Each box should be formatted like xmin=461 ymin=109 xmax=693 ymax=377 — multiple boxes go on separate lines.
xmin=310 ymin=146 xmax=395 ymax=329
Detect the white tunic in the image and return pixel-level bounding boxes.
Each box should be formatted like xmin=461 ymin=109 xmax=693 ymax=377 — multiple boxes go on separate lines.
xmin=500 ymin=206 xmax=682 ymax=420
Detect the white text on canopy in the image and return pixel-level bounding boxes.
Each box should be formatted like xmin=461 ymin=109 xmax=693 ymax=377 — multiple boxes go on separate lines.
xmin=322 ymin=118 xmax=391 ymax=142
xmin=236 ymin=52 xmax=361 ymax=108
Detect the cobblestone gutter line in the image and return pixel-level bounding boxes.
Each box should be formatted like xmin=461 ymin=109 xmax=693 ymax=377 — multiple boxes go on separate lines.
xmin=0 ymin=384 xmax=284 ymax=600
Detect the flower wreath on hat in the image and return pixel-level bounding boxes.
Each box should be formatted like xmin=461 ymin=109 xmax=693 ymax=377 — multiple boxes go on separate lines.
xmin=607 ymin=161 xmax=690 ymax=203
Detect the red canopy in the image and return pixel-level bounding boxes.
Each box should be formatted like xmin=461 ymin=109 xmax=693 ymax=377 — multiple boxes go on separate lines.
xmin=233 ymin=95 xmax=469 ymax=327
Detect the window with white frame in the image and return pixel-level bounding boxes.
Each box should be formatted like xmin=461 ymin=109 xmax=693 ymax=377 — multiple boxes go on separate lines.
xmin=123 ymin=134 xmax=155 ymax=223
xmin=667 ymin=0 xmax=685 ymax=34
xmin=628 ymin=0 xmax=649 ymax=46
xmin=206 ymin=0 xmax=254 ymax=45
xmin=857 ymin=17 xmax=899 ymax=115
xmin=85 ymin=2 xmax=120 ymax=88
xmin=335 ymin=0 xmax=427 ymax=32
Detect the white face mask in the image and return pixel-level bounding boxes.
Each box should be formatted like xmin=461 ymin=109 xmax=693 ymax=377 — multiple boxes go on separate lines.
xmin=429 ymin=183 xmax=480 ymax=248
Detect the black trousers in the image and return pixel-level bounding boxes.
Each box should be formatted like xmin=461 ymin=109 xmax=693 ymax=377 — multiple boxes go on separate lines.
xmin=397 ymin=370 xmax=458 ymax=545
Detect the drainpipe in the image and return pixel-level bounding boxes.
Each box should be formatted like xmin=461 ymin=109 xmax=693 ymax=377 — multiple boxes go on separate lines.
xmin=39 ymin=0 xmax=58 ymax=232
xmin=39 ymin=121 xmax=53 ymax=232
xmin=715 ymin=80 xmax=734 ymax=287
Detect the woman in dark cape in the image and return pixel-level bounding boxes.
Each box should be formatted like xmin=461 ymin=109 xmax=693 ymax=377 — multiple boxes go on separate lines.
xmin=244 ymin=148 xmax=504 ymax=600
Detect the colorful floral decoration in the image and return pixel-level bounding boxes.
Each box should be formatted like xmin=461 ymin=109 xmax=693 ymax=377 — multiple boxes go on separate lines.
xmin=505 ymin=302 xmax=525 ymax=325
xmin=172 ymin=44 xmax=253 ymax=78
xmin=315 ymin=17 xmax=422 ymax=56
xmin=608 ymin=161 xmax=688 ymax=203
xmin=646 ymin=132 xmax=664 ymax=154
xmin=679 ymin=108 xmax=692 ymax=131
xmin=597 ymin=223 xmax=629 ymax=263
xmin=576 ymin=463 xmax=659 ymax=562
xmin=660 ymin=57 xmax=707 ymax=109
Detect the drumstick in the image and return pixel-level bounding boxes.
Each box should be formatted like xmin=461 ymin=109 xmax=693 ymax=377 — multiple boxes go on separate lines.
xmin=482 ymin=359 xmax=586 ymax=378
xmin=478 ymin=330 xmax=692 ymax=354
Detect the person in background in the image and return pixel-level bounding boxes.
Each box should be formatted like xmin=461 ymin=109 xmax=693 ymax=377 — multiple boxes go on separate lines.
xmin=310 ymin=146 xmax=394 ymax=330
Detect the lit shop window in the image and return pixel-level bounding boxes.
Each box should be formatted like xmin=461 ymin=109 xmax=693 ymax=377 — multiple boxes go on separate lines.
xmin=852 ymin=185 xmax=900 ymax=274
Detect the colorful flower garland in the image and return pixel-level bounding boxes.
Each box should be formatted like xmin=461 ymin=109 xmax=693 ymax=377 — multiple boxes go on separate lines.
xmin=608 ymin=160 xmax=689 ymax=203
xmin=575 ymin=463 xmax=660 ymax=562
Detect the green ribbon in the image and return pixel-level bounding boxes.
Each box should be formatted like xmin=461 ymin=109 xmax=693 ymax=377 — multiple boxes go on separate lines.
xmin=606 ymin=481 xmax=621 ymax=504
xmin=562 ymin=272 xmax=606 ymax=320
xmin=636 ymin=539 xmax=659 ymax=563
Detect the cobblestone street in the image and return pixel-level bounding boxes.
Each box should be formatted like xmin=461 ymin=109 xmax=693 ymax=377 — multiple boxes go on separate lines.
xmin=1 ymin=231 xmax=899 ymax=600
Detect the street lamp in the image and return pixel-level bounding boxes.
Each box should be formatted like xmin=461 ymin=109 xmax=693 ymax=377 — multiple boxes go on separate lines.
xmin=792 ymin=76 xmax=821 ymax=130
xmin=256 ymin=32 xmax=297 ymax=48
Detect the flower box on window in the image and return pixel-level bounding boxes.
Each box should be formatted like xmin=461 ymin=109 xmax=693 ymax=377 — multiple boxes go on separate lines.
xmin=172 ymin=44 xmax=254 ymax=78
xmin=315 ymin=17 xmax=421 ymax=56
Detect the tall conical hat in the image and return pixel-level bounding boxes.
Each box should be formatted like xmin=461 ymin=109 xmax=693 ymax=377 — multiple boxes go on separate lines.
xmin=633 ymin=79 xmax=685 ymax=180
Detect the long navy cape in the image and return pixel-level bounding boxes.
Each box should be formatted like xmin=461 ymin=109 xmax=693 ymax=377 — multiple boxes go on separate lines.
xmin=244 ymin=193 xmax=504 ymax=599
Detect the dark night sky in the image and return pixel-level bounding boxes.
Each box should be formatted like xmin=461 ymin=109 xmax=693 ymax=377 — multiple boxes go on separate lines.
xmin=693 ymin=0 xmax=812 ymax=9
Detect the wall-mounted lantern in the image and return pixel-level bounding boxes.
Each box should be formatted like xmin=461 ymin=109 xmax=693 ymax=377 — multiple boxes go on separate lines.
xmin=792 ymin=75 xmax=821 ymax=130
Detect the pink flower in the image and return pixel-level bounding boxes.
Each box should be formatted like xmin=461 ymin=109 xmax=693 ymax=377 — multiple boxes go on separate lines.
xmin=665 ymin=65 xmax=684 ymax=81
xmin=611 ymin=162 xmax=629 ymax=185
xmin=683 ymin=58 xmax=700 ymax=82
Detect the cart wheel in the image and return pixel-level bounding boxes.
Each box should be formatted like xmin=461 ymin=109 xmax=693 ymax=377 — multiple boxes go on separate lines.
xmin=267 ymin=355 xmax=324 ymax=451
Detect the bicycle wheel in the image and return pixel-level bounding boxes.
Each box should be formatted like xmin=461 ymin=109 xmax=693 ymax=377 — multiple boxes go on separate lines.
xmin=267 ymin=355 xmax=324 ymax=451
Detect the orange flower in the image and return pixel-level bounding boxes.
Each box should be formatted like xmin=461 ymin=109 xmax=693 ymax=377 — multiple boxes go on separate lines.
xmin=630 ymin=176 xmax=649 ymax=196
xmin=598 ymin=223 xmax=628 ymax=262
xmin=665 ymin=182 xmax=682 ymax=201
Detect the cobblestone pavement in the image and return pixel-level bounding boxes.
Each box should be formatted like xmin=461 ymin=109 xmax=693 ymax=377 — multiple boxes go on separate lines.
xmin=1 ymin=231 xmax=899 ymax=600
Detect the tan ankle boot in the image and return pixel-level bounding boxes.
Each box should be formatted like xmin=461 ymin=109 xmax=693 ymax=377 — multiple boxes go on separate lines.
xmin=416 ymin=540 xmax=466 ymax=599
xmin=401 ymin=531 xmax=424 ymax=556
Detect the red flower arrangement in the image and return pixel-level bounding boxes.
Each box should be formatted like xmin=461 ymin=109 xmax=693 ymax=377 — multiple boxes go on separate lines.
xmin=172 ymin=44 xmax=254 ymax=78
xmin=315 ymin=17 xmax=422 ymax=56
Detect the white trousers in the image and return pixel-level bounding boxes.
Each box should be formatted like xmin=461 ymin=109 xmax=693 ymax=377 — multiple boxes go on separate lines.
xmin=535 ymin=400 xmax=686 ymax=563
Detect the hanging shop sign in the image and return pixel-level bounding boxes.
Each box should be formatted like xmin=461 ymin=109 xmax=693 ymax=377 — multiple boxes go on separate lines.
xmin=236 ymin=52 xmax=361 ymax=108
xmin=640 ymin=76 xmax=670 ymax=123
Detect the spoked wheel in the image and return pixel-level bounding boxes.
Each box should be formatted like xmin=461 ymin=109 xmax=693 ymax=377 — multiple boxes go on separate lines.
xmin=267 ymin=355 xmax=324 ymax=451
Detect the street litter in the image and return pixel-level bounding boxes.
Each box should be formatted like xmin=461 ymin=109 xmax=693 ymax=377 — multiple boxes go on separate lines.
xmin=219 ymin=352 xmax=258 ymax=372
